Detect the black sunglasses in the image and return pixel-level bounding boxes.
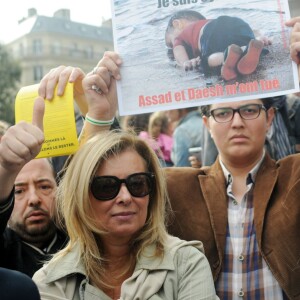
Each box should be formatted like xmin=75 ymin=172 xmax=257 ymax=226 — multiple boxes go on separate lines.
xmin=91 ymin=172 xmax=155 ymax=201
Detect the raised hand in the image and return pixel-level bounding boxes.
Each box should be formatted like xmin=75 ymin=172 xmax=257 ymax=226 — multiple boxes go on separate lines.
xmin=0 ymin=97 xmax=45 ymax=201
xmin=82 ymin=51 xmax=122 ymax=121
xmin=285 ymin=16 xmax=300 ymax=64
xmin=0 ymin=97 xmax=45 ymax=172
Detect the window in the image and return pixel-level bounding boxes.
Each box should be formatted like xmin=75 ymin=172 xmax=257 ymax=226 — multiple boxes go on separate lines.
xmin=86 ymin=45 xmax=94 ymax=59
xmin=52 ymin=41 xmax=61 ymax=55
xmin=33 ymin=65 xmax=43 ymax=82
xmin=70 ymin=42 xmax=80 ymax=57
xmin=33 ymin=39 xmax=42 ymax=55
xmin=19 ymin=43 xmax=24 ymax=57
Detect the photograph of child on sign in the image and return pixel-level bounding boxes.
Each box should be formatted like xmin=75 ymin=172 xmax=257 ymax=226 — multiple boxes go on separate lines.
xmin=111 ymin=0 xmax=299 ymax=116
xmin=165 ymin=10 xmax=271 ymax=80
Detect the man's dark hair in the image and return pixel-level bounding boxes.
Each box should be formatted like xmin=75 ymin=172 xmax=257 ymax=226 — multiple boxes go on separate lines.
xmin=200 ymin=105 xmax=210 ymax=117
xmin=261 ymin=95 xmax=286 ymax=110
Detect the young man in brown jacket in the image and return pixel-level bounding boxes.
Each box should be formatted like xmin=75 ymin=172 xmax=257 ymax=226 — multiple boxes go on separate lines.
xmin=165 ymin=98 xmax=299 ymax=299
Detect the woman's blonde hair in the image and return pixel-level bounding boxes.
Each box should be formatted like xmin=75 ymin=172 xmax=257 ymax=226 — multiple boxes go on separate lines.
xmin=148 ymin=111 xmax=169 ymax=137
xmin=54 ymin=130 xmax=171 ymax=287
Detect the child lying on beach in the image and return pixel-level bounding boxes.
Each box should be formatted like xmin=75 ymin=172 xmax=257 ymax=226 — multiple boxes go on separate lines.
xmin=165 ymin=9 xmax=272 ymax=81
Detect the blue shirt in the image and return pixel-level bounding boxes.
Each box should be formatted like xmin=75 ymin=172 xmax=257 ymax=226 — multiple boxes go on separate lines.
xmin=171 ymin=110 xmax=202 ymax=167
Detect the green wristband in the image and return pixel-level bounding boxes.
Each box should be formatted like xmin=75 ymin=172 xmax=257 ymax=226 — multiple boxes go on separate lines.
xmin=85 ymin=114 xmax=114 ymax=126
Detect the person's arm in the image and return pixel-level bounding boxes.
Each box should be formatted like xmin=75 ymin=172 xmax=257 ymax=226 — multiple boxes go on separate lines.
xmin=0 ymin=98 xmax=44 ymax=203
xmin=79 ymin=51 xmax=122 ymax=144
xmin=37 ymin=53 xmax=122 ymax=177
xmin=37 ymin=52 xmax=121 ymax=134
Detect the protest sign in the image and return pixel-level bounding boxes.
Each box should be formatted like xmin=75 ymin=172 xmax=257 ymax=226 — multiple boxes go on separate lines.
xmin=15 ymin=82 xmax=79 ymax=158
xmin=111 ymin=0 xmax=299 ymax=115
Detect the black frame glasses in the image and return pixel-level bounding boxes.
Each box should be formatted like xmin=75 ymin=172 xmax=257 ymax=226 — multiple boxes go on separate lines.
xmin=209 ymin=104 xmax=267 ymax=123
xmin=90 ymin=172 xmax=155 ymax=201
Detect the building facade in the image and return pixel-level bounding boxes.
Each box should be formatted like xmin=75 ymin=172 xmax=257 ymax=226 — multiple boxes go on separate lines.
xmin=6 ymin=8 xmax=113 ymax=86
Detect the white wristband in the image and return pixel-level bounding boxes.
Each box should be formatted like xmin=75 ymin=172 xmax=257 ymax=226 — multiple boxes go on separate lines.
xmin=85 ymin=114 xmax=114 ymax=126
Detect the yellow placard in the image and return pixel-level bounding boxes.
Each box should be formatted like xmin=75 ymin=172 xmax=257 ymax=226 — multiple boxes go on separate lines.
xmin=15 ymin=83 xmax=79 ymax=159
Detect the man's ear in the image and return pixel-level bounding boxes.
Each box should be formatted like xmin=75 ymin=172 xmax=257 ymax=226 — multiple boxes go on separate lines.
xmin=203 ymin=116 xmax=210 ymax=130
xmin=266 ymin=107 xmax=275 ymax=131
xmin=203 ymin=116 xmax=214 ymax=138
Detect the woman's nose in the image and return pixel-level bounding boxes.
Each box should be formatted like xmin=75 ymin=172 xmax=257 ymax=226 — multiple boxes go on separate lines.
xmin=115 ymin=184 xmax=132 ymax=205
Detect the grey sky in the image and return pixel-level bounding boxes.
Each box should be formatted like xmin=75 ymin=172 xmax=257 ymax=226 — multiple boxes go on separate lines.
xmin=0 ymin=0 xmax=112 ymax=43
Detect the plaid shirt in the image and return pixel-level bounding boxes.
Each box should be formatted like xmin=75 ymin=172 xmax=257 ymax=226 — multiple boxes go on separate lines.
xmin=216 ymin=153 xmax=287 ymax=299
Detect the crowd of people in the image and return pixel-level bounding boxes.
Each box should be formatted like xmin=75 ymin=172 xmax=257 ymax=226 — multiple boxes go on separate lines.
xmin=0 ymin=13 xmax=300 ymax=300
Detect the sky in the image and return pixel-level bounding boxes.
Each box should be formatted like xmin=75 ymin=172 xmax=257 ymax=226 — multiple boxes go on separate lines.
xmin=0 ymin=0 xmax=112 ymax=43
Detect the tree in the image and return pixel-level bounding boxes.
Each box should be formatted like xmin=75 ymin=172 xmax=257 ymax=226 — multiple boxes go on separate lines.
xmin=0 ymin=44 xmax=22 ymax=124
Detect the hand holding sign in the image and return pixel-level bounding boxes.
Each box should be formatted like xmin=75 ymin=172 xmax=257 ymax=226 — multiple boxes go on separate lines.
xmin=38 ymin=65 xmax=87 ymax=115
xmin=83 ymin=51 xmax=122 ymax=122
xmin=0 ymin=97 xmax=45 ymax=202
xmin=0 ymin=97 xmax=45 ymax=173
xmin=15 ymin=82 xmax=79 ymax=159
xmin=286 ymin=16 xmax=300 ymax=64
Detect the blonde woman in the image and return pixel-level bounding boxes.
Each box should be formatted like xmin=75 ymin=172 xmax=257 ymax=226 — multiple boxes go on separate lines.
xmin=32 ymin=130 xmax=217 ymax=299
xmin=139 ymin=111 xmax=173 ymax=167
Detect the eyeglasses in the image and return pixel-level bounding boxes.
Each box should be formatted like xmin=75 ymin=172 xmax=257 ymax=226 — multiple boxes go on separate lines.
xmin=90 ymin=172 xmax=155 ymax=201
xmin=209 ymin=104 xmax=267 ymax=123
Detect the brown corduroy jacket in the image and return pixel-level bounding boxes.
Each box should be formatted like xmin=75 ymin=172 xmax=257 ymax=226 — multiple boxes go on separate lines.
xmin=165 ymin=153 xmax=300 ymax=300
